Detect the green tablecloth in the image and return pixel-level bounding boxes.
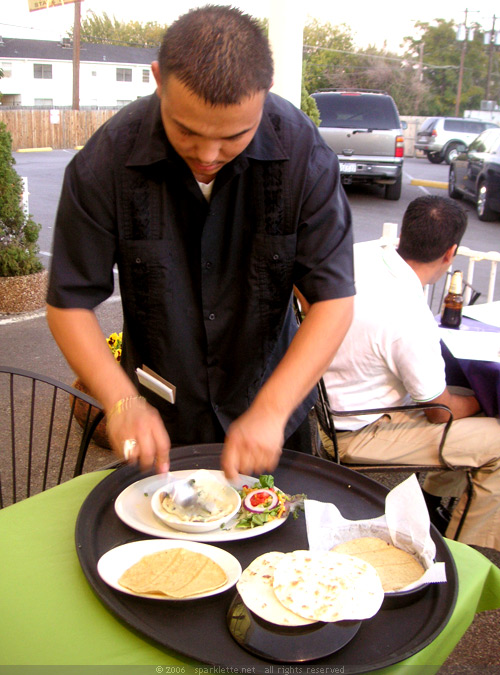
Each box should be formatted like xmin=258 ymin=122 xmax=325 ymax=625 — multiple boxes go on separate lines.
xmin=1 ymin=471 xmax=499 ymax=672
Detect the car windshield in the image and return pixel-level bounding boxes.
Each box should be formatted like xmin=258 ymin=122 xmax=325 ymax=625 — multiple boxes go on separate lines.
xmin=469 ymin=129 xmax=500 ymax=153
xmin=419 ymin=118 xmax=438 ymax=132
xmin=314 ymin=94 xmax=400 ymax=130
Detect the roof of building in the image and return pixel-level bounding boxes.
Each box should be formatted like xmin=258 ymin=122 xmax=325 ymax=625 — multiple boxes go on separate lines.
xmin=0 ymin=37 xmax=157 ymax=65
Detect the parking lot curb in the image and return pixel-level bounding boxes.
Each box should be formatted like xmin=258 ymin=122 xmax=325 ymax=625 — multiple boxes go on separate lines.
xmin=410 ymin=179 xmax=448 ymax=189
xmin=16 ymin=147 xmax=53 ymax=153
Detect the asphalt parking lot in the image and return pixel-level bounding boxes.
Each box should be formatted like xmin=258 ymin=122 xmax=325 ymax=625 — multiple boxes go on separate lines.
xmin=3 ymin=151 xmax=499 ymax=386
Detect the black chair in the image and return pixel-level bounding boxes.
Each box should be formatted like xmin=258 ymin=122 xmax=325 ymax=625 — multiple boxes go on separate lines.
xmin=0 ymin=365 xmax=106 ymax=507
xmin=314 ymin=377 xmax=474 ymax=541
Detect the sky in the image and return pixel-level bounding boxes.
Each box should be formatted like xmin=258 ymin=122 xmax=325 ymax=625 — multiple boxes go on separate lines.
xmin=1 ymin=0 xmax=499 ymax=53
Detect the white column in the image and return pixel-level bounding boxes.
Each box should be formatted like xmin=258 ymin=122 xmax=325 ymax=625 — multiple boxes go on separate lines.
xmin=268 ymin=0 xmax=305 ymax=108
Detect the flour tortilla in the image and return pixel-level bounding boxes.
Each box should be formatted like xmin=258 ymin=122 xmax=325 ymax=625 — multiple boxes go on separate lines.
xmin=332 ymin=537 xmax=425 ymax=592
xmin=273 ymin=550 xmax=384 ymax=622
xmin=118 ymin=547 xmax=227 ymax=598
xmin=237 ymin=552 xmax=315 ymax=626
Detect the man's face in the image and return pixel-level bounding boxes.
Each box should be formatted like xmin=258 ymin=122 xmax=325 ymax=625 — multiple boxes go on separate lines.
xmin=152 ymin=64 xmax=266 ymax=184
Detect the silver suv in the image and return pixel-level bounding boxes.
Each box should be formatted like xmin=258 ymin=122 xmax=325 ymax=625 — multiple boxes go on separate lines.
xmin=311 ymin=90 xmax=406 ymax=200
xmin=415 ymin=117 xmax=499 ymax=165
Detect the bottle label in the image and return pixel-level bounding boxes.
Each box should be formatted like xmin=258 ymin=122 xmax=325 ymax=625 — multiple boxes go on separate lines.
xmin=449 ymin=271 xmax=463 ymax=294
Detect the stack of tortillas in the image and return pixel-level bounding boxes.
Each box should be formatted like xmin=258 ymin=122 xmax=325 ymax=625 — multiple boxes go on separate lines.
xmin=332 ymin=537 xmax=426 ymax=592
xmin=118 ymin=547 xmax=227 ymax=598
xmin=237 ymin=550 xmax=384 ymax=625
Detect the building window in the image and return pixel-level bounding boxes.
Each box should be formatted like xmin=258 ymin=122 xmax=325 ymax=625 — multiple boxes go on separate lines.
xmin=116 ymin=68 xmax=132 ymax=82
xmin=142 ymin=69 xmax=150 ymax=83
xmin=34 ymin=63 xmax=52 ymax=79
xmin=1 ymin=62 xmax=12 ymax=77
xmin=34 ymin=98 xmax=54 ymax=107
xmin=116 ymin=100 xmax=132 ymax=107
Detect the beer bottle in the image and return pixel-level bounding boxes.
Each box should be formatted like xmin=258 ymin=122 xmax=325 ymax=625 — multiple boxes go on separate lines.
xmin=441 ymin=270 xmax=463 ymax=328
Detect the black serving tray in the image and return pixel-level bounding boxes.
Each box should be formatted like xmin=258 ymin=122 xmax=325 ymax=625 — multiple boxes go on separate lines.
xmin=75 ymin=444 xmax=458 ymax=674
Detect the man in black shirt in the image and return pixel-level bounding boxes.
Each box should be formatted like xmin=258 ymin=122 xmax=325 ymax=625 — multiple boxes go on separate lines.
xmin=47 ymin=5 xmax=355 ymax=478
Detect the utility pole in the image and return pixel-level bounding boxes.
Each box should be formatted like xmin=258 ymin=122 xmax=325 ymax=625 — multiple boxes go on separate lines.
xmin=455 ymin=9 xmax=470 ymax=117
xmin=72 ymin=0 xmax=81 ymax=111
xmin=485 ymin=15 xmax=497 ymax=101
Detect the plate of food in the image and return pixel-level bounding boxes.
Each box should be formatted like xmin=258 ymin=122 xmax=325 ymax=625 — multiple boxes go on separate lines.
xmin=226 ymin=549 xmax=382 ymax=661
xmin=98 ymin=539 xmax=241 ymax=599
xmin=114 ymin=470 xmax=305 ymax=542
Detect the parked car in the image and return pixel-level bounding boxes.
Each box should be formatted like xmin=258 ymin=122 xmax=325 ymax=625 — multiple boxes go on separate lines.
xmin=311 ymin=90 xmax=406 ymax=200
xmin=415 ymin=117 xmax=499 ymax=165
xmin=448 ymin=127 xmax=500 ymax=222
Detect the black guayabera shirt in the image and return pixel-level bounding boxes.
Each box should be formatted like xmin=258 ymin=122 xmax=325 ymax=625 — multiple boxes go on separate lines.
xmin=48 ymin=93 xmax=355 ymax=444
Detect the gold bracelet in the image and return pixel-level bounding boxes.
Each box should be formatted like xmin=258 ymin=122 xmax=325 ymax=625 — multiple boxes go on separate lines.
xmin=107 ymin=395 xmax=146 ymax=420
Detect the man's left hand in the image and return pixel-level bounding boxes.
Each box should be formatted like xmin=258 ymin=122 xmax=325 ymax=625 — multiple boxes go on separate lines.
xmin=221 ymin=407 xmax=285 ymax=480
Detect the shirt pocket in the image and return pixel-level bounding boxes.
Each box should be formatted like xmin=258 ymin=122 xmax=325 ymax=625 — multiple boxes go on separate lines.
xmin=117 ymin=239 xmax=172 ymax=323
xmin=251 ymin=232 xmax=297 ymax=310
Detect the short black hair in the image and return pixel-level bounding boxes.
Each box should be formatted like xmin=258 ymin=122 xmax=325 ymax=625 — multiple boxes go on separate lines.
xmin=158 ymin=5 xmax=273 ymax=105
xmin=397 ymin=195 xmax=467 ymax=263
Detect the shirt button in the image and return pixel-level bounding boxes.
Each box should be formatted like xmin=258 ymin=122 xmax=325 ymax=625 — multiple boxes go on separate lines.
xmin=135 ymin=257 xmax=142 ymax=264
xmin=208 ymin=313 xmax=216 ymax=320
xmin=272 ymin=253 xmax=280 ymax=261
xmin=205 ymin=261 xmax=212 ymax=269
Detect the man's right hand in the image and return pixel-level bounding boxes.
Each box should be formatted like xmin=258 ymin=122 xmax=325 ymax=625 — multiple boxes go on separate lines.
xmin=105 ymin=396 xmax=171 ymax=473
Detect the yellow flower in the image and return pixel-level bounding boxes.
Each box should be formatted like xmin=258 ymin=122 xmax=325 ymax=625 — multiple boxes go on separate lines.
xmin=107 ymin=332 xmax=123 ymax=360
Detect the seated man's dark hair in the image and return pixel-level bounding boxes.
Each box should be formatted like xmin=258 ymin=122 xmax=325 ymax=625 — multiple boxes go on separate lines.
xmin=158 ymin=5 xmax=273 ymax=105
xmin=397 ymin=195 xmax=467 ymax=263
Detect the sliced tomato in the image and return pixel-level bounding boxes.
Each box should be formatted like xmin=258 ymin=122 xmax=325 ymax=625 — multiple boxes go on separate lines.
xmin=243 ymin=488 xmax=279 ymax=513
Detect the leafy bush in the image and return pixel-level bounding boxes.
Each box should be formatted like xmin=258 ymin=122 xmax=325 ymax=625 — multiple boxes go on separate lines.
xmin=301 ymin=85 xmax=320 ymax=126
xmin=0 ymin=122 xmax=43 ymax=276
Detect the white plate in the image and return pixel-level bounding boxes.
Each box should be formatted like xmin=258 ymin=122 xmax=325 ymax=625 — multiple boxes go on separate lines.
xmin=97 ymin=539 xmax=242 ymax=600
xmin=114 ymin=470 xmax=288 ymax=542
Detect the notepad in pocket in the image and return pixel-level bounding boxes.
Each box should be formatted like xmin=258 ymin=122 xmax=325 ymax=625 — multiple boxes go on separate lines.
xmin=136 ymin=365 xmax=176 ymax=404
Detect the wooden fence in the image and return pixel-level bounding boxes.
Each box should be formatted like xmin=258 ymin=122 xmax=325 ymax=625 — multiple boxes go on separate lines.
xmin=0 ymin=109 xmax=117 ymax=151
xmin=1 ymin=108 xmax=427 ymax=155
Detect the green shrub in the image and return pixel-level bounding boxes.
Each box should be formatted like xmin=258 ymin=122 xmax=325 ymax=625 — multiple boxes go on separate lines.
xmin=301 ymin=85 xmax=321 ymax=126
xmin=0 ymin=122 xmax=43 ymax=277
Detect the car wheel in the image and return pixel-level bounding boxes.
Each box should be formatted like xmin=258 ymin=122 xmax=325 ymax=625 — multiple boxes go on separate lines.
xmin=476 ymin=181 xmax=498 ymax=221
xmin=384 ymin=175 xmax=402 ymax=201
xmin=427 ymin=152 xmax=443 ymax=164
xmin=448 ymin=167 xmax=462 ymax=199
xmin=444 ymin=144 xmax=460 ymax=165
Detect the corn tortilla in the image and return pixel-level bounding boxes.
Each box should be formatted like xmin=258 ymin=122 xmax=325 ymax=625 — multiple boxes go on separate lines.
xmin=118 ymin=547 xmax=227 ymax=598
xmin=332 ymin=537 xmax=425 ymax=592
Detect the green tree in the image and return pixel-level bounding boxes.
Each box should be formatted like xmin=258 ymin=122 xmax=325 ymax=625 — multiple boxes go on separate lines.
xmin=302 ymin=20 xmax=357 ymax=93
xmin=0 ymin=123 xmax=43 ymax=277
xmin=302 ymin=21 xmax=428 ymax=115
xmin=404 ymin=19 xmax=489 ymax=116
xmin=70 ymin=11 xmax=166 ymax=47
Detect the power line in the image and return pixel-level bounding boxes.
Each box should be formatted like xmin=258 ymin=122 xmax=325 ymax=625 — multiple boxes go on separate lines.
xmin=304 ymin=43 xmax=466 ymax=71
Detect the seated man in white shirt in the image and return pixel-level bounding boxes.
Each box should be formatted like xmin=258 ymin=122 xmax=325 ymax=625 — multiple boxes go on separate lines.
xmin=321 ymin=195 xmax=500 ymax=551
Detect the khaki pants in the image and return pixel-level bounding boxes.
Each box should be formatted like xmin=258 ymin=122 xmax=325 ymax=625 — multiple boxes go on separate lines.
xmin=319 ymin=410 xmax=500 ymax=551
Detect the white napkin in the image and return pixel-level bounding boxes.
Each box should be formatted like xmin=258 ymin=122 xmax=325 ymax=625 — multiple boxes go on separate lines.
xmin=305 ymin=474 xmax=447 ymax=591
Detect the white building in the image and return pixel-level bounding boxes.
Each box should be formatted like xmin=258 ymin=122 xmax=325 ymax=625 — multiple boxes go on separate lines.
xmin=0 ymin=37 xmax=157 ymax=108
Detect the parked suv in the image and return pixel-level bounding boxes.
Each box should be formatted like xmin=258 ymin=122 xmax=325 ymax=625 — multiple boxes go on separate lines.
xmin=415 ymin=117 xmax=499 ymax=165
xmin=311 ymin=90 xmax=406 ymax=200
